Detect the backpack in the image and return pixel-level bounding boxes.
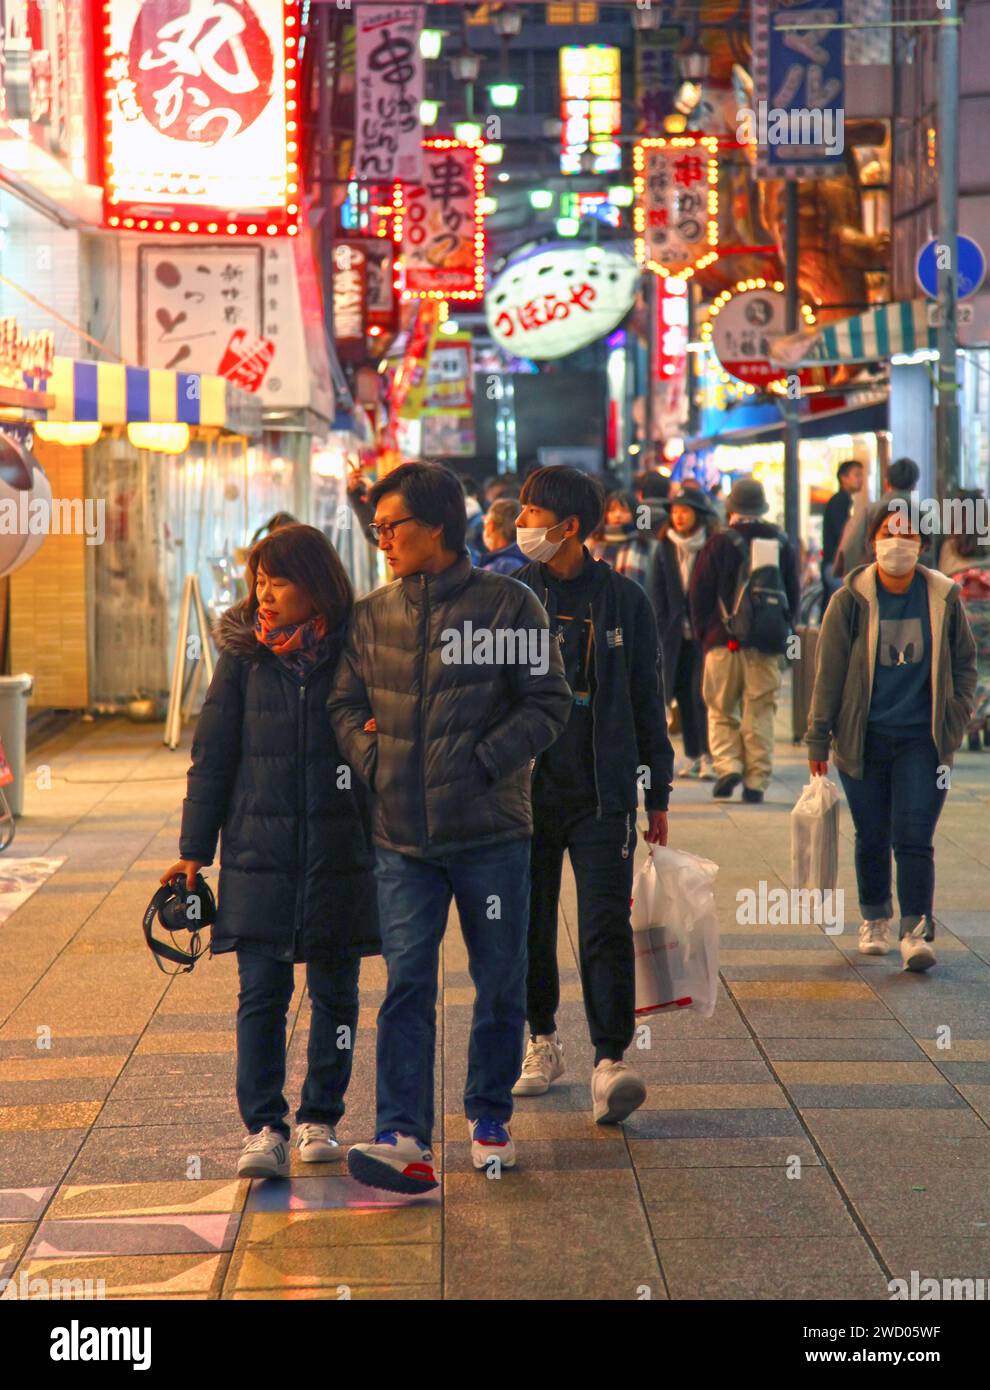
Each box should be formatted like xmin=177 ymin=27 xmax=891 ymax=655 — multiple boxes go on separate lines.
xmin=718 ymin=529 xmax=793 ymax=655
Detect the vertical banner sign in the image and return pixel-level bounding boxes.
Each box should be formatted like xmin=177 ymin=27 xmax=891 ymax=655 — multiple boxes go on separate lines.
xmin=634 ymin=23 xmax=682 ymax=135
xmin=354 ymin=4 xmax=424 ymax=183
xmin=332 ymin=242 xmax=368 ymax=361
xmin=398 ymin=140 xmax=485 ymax=302
xmin=634 ymin=137 xmax=719 ymax=279
xmin=422 ymin=331 xmax=475 ymax=458
xmin=751 ymin=0 xmax=846 ymax=180
xmin=102 ymin=0 xmax=298 ymax=235
xmin=654 ymin=277 xmax=689 ymax=438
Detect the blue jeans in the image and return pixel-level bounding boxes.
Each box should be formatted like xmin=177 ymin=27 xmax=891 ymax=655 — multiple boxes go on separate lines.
xmin=838 ymin=729 xmax=947 ymax=936
xmin=235 ymin=949 xmax=360 ymax=1137
xmin=373 ymin=838 xmax=530 ymax=1146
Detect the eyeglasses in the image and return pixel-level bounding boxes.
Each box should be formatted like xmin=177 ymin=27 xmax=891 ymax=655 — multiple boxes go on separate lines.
xmin=368 ymin=516 xmax=418 ymax=543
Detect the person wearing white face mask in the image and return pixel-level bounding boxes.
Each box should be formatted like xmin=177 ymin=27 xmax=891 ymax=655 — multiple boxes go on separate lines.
xmin=805 ymin=498 xmax=977 ymax=971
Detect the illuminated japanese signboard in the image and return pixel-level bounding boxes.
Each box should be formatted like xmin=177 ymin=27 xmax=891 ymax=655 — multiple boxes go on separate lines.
xmin=559 ymin=45 xmax=620 ymax=175
xmin=634 ymin=136 xmax=719 ymax=279
xmin=656 ymin=277 xmax=688 ymax=381
xmin=354 ymin=4 xmax=424 ymax=183
xmin=702 ymin=279 xmax=819 ymax=391
xmin=101 ymin=0 xmax=298 ymax=236
xmin=395 ymin=140 xmax=485 ymax=302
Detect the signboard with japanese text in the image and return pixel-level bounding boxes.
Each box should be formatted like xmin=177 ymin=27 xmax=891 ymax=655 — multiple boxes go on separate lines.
xmin=135 ymin=240 xmax=311 ymax=407
xmin=102 ymin=0 xmax=298 ymax=235
xmin=353 ymin=4 xmax=423 ymax=183
xmin=0 ymin=316 xmax=55 ymax=387
xmin=634 ymin=137 xmax=719 ymax=279
xmin=0 ymin=0 xmax=96 ymax=184
xmin=654 ymin=277 xmax=689 ymax=438
xmin=421 ymin=331 xmax=474 ymax=458
xmin=398 ymin=140 xmax=485 ymax=302
xmin=560 ymin=44 xmax=621 ymax=175
xmin=707 ymin=284 xmax=788 ymax=388
xmin=751 ymin=0 xmax=846 ymax=180
xmin=634 ymin=25 xmax=682 ymax=135
xmin=485 ymin=242 xmax=639 ymax=361
xmin=332 ymin=241 xmax=367 ymax=360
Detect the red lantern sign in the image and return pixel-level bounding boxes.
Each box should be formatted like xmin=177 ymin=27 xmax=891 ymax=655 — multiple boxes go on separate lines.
xmin=101 ymin=0 xmax=300 ymax=237
xmin=395 ymin=140 xmax=486 ymax=302
xmin=634 ymin=136 xmax=719 ymax=280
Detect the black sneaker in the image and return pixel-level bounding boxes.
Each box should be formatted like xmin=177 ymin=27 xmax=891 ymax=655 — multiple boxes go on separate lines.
xmin=742 ymin=787 xmax=764 ymax=803
xmin=712 ymin=772 xmax=742 ymax=799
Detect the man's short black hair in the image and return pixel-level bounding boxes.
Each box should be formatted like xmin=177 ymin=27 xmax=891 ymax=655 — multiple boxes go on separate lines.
xmin=458 ymin=473 xmax=480 ymax=499
xmin=887 ymin=457 xmax=920 ymax=491
xmin=519 ymin=465 xmax=605 ymax=540
xmin=837 ymin=459 xmax=862 ymax=482
xmin=369 ymin=461 xmax=467 ymax=552
xmin=635 ymin=470 xmax=672 ymax=500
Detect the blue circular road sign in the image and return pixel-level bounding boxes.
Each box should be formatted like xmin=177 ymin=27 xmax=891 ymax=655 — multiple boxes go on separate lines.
xmin=915 ymin=235 xmax=987 ymax=301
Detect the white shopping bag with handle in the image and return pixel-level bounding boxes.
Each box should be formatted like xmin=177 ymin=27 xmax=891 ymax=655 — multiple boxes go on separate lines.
xmin=791 ymin=776 xmax=840 ymax=895
xmin=631 ymin=844 xmax=720 ymax=1018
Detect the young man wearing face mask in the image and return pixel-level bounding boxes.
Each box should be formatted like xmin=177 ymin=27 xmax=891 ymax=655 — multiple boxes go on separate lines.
xmin=806 ymin=498 xmax=977 ymax=970
xmin=512 ymin=467 xmax=674 ymax=1122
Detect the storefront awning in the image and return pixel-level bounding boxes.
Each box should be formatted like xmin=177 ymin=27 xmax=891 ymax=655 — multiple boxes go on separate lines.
xmin=769 ymin=301 xmax=938 ymax=369
xmin=40 ymin=357 xmax=261 ymax=436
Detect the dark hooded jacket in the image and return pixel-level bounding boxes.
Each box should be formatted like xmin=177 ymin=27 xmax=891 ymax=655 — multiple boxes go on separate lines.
xmin=179 ymin=606 xmax=379 ymax=961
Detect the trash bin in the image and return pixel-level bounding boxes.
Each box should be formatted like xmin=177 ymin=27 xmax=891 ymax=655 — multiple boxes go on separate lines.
xmin=0 ymin=674 xmax=33 ymax=818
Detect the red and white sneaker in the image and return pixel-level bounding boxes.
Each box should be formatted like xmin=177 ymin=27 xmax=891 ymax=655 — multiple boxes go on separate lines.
xmin=346 ymin=1131 xmax=438 ymax=1194
xmin=469 ymin=1118 xmax=516 ymax=1170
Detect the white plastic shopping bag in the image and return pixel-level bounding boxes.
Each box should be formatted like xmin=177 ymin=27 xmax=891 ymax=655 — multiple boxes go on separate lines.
xmin=790 ymin=776 xmax=840 ymax=895
xmin=631 ymin=844 xmax=720 ymax=1018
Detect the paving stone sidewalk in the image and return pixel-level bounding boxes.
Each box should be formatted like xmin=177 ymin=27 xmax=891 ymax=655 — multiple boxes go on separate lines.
xmin=2 ymin=703 xmax=990 ymax=1301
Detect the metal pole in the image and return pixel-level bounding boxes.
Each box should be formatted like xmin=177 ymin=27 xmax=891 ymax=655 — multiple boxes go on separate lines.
xmin=783 ymin=180 xmax=801 ymax=546
xmin=645 ymin=272 xmax=657 ymax=467
xmin=935 ymin=0 xmax=961 ymax=500
xmin=318 ymin=5 xmax=336 ymax=351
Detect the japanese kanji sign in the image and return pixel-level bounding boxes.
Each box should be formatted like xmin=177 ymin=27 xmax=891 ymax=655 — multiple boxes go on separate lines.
xmin=332 ymin=242 xmax=367 ymax=360
xmin=751 ymin=0 xmax=846 ymax=180
xmin=354 ymin=4 xmax=424 ymax=183
xmin=398 ymin=140 xmax=485 ymax=302
xmin=102 ymin=0 xmax=298 ymax=235
xmin=705 ymin=282 xmax=789 ymax=388
xmin=634 ymin=137 xmax=719 ymax=279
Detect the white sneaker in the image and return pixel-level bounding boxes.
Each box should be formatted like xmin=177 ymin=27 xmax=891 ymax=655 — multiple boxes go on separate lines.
xmin=698 ymin=756 xmax=716 ymax=781
xmin=858 ymin=919 xmax=891 ymax=955
xmin=468 ymin=1118 xmax=516 ymax=1170
xmin=346 ymin=1131 xmax=439 ymax=1194
xmin=237 ymin=1126 xmax=290 ymax=1179
xmin=676 ymin=758 xmax=702 ymax=779
xmin=900 ymin=920 xmax=937 ymax=972
xmin=295 ymin=1122 xmax=341 ymax=1162
xmin=512 ymin=1033 xmax=565 ymax=1096
xmin=591 ymin=1059 xmax=647 ymax=1125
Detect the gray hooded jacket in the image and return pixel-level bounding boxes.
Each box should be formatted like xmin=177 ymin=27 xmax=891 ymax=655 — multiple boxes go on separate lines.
xmin=805 ymin=563 xmax=977 ymax=777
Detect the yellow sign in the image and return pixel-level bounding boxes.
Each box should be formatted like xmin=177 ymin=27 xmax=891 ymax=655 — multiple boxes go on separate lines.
xmin=0 ymin=318 xmax=56 ymax=389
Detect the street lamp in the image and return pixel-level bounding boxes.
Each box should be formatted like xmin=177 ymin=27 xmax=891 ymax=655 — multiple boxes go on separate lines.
xmin=678 ymin=50 xmax=711 ymax=81
xmin=631 ymin=6 xmax=662 ymax=30
xmin=492 ymin=6 xmax=523 ymax=38
xmin=450 ymin=44 xmax=481 ymax=83
xmin=489 ymin=83 xmax=521 ymax=108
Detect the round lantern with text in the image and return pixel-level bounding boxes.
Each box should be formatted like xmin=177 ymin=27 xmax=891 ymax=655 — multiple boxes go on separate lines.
xmin=0 ymin=432 xmax=53 ymax=578
xmin=485 ymin=242 xmax=640 ymax=360
xmin=702 ymin=281 xmax=818 ymax=392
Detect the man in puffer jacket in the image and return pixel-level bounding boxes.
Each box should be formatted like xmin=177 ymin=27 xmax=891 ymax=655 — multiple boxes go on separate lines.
xmin=329 ymin=462 xmax=571 ymax=1194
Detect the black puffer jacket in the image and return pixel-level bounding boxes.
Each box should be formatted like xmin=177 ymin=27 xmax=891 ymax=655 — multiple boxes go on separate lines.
xmin=179 ymin=607 xmax=379 ymax=961
xmin=329 ymin=552 xmax=572 ymax=857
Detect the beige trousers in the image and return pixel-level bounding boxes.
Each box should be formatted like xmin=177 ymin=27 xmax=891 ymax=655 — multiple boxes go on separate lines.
xmin=701 ymin=646 xmax=782 ymax=791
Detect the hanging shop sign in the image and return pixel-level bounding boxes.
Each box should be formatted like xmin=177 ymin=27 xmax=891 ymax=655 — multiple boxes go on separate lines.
xmin=634 ymin=25 xmax=682 ymax=135
xmin=396 ymin=140 xmax=485 ymax=302
xmin=485 ymin=242 xmax=639 ymax=361
xmin=655 ymin=277 xmax=689 ymax=383
xmin=0 ymin=0 xmax=96 ymax=184
xmin=634 ymin=136 xmax=719 ymax=279
xmin=703 ymin=280 xmax=818 ymax=390
xmin=135 ymin=241 xmax=316 ymax=407
xmin=0 ymin=317 xmax=55 ymax=387
xmin=332 ymin=241 xmax=367 ymax=361
xmin=354 ymin=4 xmax=424 ymax=183
xmin=421 ymin=331 xmax=475 ymax=458
xmin=750 ymin=0 xmax=846 ymax=181
xmin=101 ymin=0 xmax=299 ymax=236
xmin=559 ymin=45 xmax=621 ymax=175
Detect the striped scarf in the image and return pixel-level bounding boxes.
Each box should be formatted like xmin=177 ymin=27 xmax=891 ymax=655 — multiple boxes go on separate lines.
xmin=254 ymin=611 xmax=329 ymax=679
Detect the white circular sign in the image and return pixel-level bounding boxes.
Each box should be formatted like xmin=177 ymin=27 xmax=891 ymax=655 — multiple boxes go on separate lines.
xmin=709 ymin=286 xmax=787 ymax=387
xmin=485 ymin=243 xmax=640 ymax=360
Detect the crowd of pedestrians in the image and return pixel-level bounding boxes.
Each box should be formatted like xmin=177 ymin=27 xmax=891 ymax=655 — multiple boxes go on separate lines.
xmin=163 ymin=451 xmax=979 ymax=1193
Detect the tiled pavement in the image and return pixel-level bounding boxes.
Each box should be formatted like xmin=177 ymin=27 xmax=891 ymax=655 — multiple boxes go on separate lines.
xmin=3 ymin=703 xmax=990 ymax=1301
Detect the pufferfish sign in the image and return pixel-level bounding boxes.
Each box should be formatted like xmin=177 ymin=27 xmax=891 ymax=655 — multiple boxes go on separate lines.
xmin=485 ymin=243 xmax=640 ymax=360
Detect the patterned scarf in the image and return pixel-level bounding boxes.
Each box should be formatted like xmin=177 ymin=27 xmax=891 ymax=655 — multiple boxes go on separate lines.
xmin=254 ymin=610 xmax=330 ymax=679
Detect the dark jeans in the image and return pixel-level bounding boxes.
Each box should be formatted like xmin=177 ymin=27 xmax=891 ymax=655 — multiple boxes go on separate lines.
xmin=235 ymin=948 xmax=361 ymax=1138
xmin=528 ymin=806 xmax=636 ymax=1065
xmin=373 ymin=838 xmax=530 ymax=1146
xmin=672 ymin=637 xmax=709 ymax=760
xmin=838 ymin=729 xmax=947 ymax=937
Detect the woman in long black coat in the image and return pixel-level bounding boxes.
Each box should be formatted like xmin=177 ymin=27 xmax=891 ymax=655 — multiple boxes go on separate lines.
xmin=649 ymin=492 xmax=718 ymax=779
xmin=162 ymin=524 xmax=379 ymax=1180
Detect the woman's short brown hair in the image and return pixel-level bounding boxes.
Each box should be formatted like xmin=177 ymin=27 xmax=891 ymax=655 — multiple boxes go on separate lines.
xmin=244 ymin=523 xmax=353 ymax=630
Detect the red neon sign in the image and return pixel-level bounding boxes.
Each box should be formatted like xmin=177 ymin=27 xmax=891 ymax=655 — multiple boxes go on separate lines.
xmin=394 ymin=139 xmax=486 ymax=303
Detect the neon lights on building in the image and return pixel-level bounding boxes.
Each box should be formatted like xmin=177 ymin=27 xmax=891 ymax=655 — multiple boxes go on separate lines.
xmin=634 ymin=136 xmax=720 ymax=279
xmin=393 ymin=139 xmax=486 ymax=303
xmin=560 ymin=46 xmax=621 ymax=175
